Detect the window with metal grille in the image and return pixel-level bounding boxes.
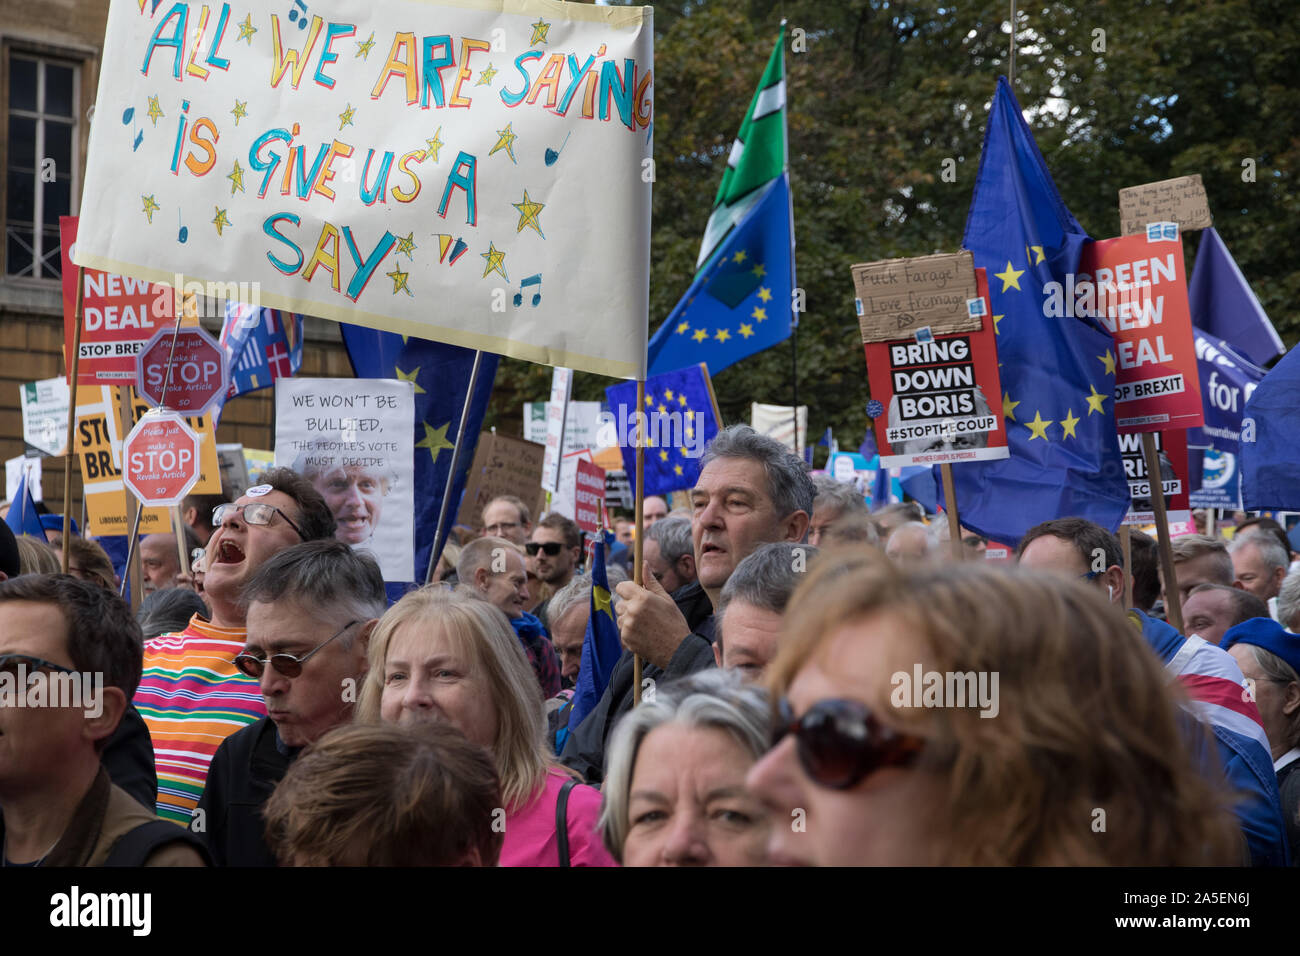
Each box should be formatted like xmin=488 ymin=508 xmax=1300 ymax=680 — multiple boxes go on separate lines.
xmin=6 ymin=52 xmax=80 ymax=280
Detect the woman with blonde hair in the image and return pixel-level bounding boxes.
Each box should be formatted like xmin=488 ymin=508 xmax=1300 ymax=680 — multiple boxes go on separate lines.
xmin=746 ymin=553 xmax=1243 ymax=866
xmin=358 ymin=585 xmax=616 ymax=866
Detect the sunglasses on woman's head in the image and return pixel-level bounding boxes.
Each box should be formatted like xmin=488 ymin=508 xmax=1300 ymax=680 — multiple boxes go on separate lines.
xmin=525 ymin=541 xmax=564 ymax=557
xmin=772 ymin=697 xmax=924 ymax=790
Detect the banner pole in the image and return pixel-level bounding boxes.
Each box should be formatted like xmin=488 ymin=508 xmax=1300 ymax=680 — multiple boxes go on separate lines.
xmin=701 ymin=362 xmax=724 ymax=429
xmin=173 ymin=504 xmax=192 ymax=580
xmin=791 ymin=323 xmax=800 ymax=461
xmin=632 ymin=378 xmax=645 ymax=707
xmin=61 ymin=266 xmax=86 ymax=572
xmin=425 ymin=349 xmax=483 ymax=585
xmin=1142 ymin=432 xmax=1183 ymax=633
xmin=939 ymin=463 xmax=962 ymax=561
xmin=1119 ymin=524 xmax=1133 ymax=609
xmin=118 ymin=387 xmax=145 ymax=610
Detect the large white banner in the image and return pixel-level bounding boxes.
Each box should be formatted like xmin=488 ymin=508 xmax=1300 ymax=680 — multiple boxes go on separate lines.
xmin=76 ymin=0 xmax=653 ymax=378
xmin=275 ymin=377 xmax=414 ymax=581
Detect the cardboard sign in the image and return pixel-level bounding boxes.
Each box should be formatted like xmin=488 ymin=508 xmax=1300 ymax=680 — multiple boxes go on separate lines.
xmin=862 ymin=269 xmax=1009 ymax=468
xmin=605 ymin=469 xmax=633 ymax=510
xmin=216 ymin=443 xmax=250 ymax=499
xmin=276 ymin=378 xmax=416 ymax=581
xmin=574 ymin=458 xmax=607 ymax=534
xmin=1078 ymin=233 xmax=1203 ymax=434
xmin=1121 ymin=429 xmax=1190 ymax=526
xmin=851 ymin=251 xmax=981 ymax=344
xmin=456 ymin=433 xmax=547 ymax=530
xmin=1119 ymin=175 xmax=1213 ymax=236
xmin=19 ymin=378 xmax=70 ymax=457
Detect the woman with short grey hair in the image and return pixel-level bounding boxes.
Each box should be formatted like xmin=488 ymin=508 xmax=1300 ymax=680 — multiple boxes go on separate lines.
xmin=599 ymin=669 xmax=772 ymax=866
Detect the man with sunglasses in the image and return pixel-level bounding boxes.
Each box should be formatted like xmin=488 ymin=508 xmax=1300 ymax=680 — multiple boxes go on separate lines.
xmin=529 ymin=513 xmax=583 ymax=631
xmin=134 ymin=469 xmax=337 ymax=828
xmin=194 ymin=540 xmax=386 ymax=866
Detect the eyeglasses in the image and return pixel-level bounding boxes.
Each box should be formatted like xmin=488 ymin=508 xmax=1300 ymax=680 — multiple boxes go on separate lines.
xmin=772 ymin=697 xmax=924 ymax=790
xmin=525 ymin=541 xmax=564 ymax=557
xmin=233 ymin=620 xmax=359 ymax=679
xmin=0 ymin=653 xmax=77 ymax=679
xmin=191 ymin=547 xmax=207 ymax=572
xmin=212 ymin=502 xmax=306 ymax=540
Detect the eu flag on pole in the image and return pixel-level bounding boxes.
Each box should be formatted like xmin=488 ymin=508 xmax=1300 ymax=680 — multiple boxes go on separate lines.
xmin=341 ymin=326 xmax=498 ymax=584
xmin=566 ymin=531 xmax=622 ymax=740
xmin=4 ymin=469 xmax=44 ymax=539
xmin=941 ymin=76 xmax=1129 ymax=546
xmin=1189 ymin=227 xmax=1284 ymax=368
xmin=605 ymin=364 xmax=719 ymax=497
xmin=214 ymin=303 xmax=304 ymax=423
xmin=646 ymin=28 xmax=794 ymax=378
xmin=1240 ymin=345 xmax=1300 ymax=510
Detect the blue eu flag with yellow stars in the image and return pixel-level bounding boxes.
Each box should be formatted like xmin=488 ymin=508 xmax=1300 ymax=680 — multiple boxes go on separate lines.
xmin=565 ymin=530 xmax=622 ymax=742
xmin=940 ymin=77 xmax=1128 ymax=546
xmin=605 ymin=363 xmax=719 ymax=496
xmin=341 ymin=325 xmax=498 ymax=586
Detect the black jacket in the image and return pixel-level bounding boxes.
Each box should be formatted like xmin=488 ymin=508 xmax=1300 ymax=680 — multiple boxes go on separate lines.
xmin=102 ymin=705 xmax=158 ymax=811
xmin=560 ymin=614 xmax=716 ymax=786
xmin=670 ymin=581 xmax=714 ymax=635
xmin=194 ymin=717 xmax=294 ymax=867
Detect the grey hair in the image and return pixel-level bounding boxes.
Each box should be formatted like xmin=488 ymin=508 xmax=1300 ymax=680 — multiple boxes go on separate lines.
xmin=1279 ymin=572 xmax=1300 ymax=632
xmin=811 ymin=476 xmax=868 ymax=517
xmin=598 ymin=669 xmax=770 ymax=863
xmin=240 ymin=539 xmax=387 ymax=645
xmin=716 ymin=543 xmax=818 ymax=652
xmin=646 ymin=515 xmax=693 ymax=565
xmin=1230 ymin=531 xmax=1290 ymax=575
xmin=547 ymin=571 xmax=623 ymax=628
xmin=456 ymin=536 xmax=522 ymax=583
xmin=824 ymin=516 xmax=879 ymax=548
xmin=701 ymin=425 xmax=815 ymax=520
xmin=1247 ymin=645 xmax=1300 ymax=751
xmin=887 ymin=522 xmax=937 ymax=556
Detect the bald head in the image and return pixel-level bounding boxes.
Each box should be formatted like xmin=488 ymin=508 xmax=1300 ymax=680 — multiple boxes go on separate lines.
xmin=885 ymin=523 xmax=931 ymax=565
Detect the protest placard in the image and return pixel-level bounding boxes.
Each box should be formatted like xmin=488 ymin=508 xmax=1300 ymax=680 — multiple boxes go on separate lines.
xmin=1120 ymin=429 xmax=1190 ymax=527
xmin=125 ymin=390 xmax=222 ymax=496
xmin=541 ymin=367 xmax=572 ymax=494
xmin=75 ymin=386 xmax=168 ymax=535
xmin=851 ymin=251 xmax=982 ymax=344
xmin=1190 ymin=448 xmax=1243 ymax=510
xmin=1118 ymin=175 xmax=1213 ymax=237
xmin=574 ymin=458 xmax=606 ymax=534
xmin=1077 ymin=233 xmax=1203 ymax=434
xmin=74 ymin=1 xmax=653 ymax=379
xmin=524 ymin=400 xmax=606 ymax=451
xmin=216 ymin=443 xmax=250 ymax=498
xmin=456 ymin=432 xmax=547 ymax=530
xmin=276 ymin=377 xmax=415 ymax=581
xmin=243 ymin=448 xmax=275 ymax=484
xmin=861 ymin=268 xmax=1009 ymax=468
xmin=19 ymin=378 xmax=70 ymax=457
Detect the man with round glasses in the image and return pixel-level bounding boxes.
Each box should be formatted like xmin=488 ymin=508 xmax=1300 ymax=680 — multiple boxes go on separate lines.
xmin=134 ymin=469 xmax=336 ymax=828
xmin=195 ymin=539 xmax=386 ymax=865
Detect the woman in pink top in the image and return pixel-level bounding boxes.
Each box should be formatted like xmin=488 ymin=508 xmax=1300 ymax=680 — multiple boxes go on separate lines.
xmin=358 ymin=586 xmax=616 ymax=867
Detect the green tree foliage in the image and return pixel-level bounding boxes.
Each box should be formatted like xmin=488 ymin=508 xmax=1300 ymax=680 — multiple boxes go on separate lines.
xmin=486 ymin=0 xmax=1298 ymax=465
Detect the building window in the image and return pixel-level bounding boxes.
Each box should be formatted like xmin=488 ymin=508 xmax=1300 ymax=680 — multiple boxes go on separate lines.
xmin=5 ymin=52 xmax=79 ymax=280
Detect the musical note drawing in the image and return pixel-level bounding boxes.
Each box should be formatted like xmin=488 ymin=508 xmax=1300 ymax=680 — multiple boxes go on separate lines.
xmin=288 ymin=0 xmax=308 ymax=29
xmin=544 ymin=131 xmax=571 ymax=167
xmin=122 ymin=107 xmax=143 ymax=151
xmin=514 ymin=274 xmax=542 ymax=307
xmin=178 ymin=209 xmax=188 ymax=244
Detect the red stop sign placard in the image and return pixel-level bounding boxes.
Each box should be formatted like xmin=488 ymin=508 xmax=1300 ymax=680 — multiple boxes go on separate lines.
xmin=135 ymin=326 xmax=228 ymax=416
xmin=123 ymin=411 xmax=201 ymax=506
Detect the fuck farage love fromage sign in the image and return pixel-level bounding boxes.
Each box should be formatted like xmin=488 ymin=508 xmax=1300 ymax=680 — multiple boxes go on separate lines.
xmin=76 ymin=0 xmax=653 ymax=378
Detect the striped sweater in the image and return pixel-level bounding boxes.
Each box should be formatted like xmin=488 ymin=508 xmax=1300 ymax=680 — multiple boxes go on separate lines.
xmin=134 ymin=614 xmax=267 ymax=826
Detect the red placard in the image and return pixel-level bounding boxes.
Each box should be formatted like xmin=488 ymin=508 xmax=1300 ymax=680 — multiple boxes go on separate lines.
xmin=135 ymin=326 xmax=228 ymax=416
xmin=1077 ymin=232 xmax=1203 ymax=434
xmin=60 ymin=217 xmax=175 ymax=385
xmin=122 ymin=410 xmax=201 ymax=506
xmin=1120 ymin=428 xmax=1190 ymax=527
xmin=574 ymin=458 xmax=607 ymax=535
xmin=862 ymin=268 xmax=1009 ymax=468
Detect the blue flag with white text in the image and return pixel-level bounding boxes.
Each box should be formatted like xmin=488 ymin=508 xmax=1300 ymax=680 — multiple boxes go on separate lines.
xmin=1189 ymin=329 xmax=1266 ymax=453
xmin=1189 ymin=227 xmax=1283 ymax=368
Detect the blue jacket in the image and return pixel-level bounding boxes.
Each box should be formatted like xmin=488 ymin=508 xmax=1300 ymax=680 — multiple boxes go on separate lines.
xmin=1135 ymin=610 xmax=1289 ymax=866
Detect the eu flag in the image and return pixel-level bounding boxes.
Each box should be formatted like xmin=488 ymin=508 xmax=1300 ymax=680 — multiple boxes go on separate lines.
xmin=1189 ymin=227 xmax=1284 ymax=368
xmin=1240 ymin=344 xmax=1300 ymax=510
xmin=565 ymin=531 xmax=622 ymax=743
xmin=4 ymin=469 xmax=44 ymax=540
xmin=941 ymin=77 xmax=1129 ymax=546
xmin=605 ymin=364 xmax=719 ymax=497
xmin=214 ymin=303 xmax=304 ymax=424
xmin=341 ymin=326 xmax=498 ymax=585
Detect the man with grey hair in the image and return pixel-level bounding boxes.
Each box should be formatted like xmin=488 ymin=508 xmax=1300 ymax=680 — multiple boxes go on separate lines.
xmin=1231 ymin=531 xmax=1290 ymax=606
xmin=1166 ymin=533 xmax=1237 ymax=609
xmin=885 ymin=522 xmax=935 ymax=565
xmin=808 ymin=476 xmax=870 ymax=549
xmin=714 ymin=542 xmax=817 ymax=680
xmin=1279 ymin=571 xmax=1300 ymax=633
xmin=194 ymin=539 xmax=387 ymax=866
xmin=1182 ymin=583 xmax=1270 ymax=646
xmin=644 ymin=515 xmax=711 ymax=633
xmin=562 ymin=425 xmax=814 ymax=784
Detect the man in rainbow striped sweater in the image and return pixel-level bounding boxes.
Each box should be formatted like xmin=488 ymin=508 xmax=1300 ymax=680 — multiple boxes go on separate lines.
xmin=134 ymin=469 xmax=338 ymax=826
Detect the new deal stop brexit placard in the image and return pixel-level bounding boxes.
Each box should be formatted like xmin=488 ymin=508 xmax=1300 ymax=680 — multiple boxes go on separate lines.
xmin=862 ymin=268 xmax=1009 ymax=468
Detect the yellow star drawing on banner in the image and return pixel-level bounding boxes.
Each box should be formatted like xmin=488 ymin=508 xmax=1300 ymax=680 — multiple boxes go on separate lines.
xmin=1085 ymin=384 xmax=1108 ymax=415
xmin=593 ymin=585 xmax=612 ymax=619
xmin=715 ymin=329 xmax=731 ymax=343
xmin=1098 ymin=349 xmax=1116 ymax=376
xmin=338 ymin=103 xmax=356 ymax=131
xmin=738 ymin=323 xmax=755 ymax=338
xmin=146 ymin=95 xmax=164 ymax=126
xmin=231 ymin=100 xmax=247 ymax=125
xmin=227 ymin=159 xmax=245 ymax=195
xmin=733 ymin=250 xmax=748 ymax=263
xmin=489 ymin=123 xmax=518 ymax=164
xmin=416 ymin=421 xmax=454 ymax=464
xmin=692 ymin=329 xmax=708 ymax=343
xmin=212 ymin=206 xmax=231 ymax=236
xmin=757 ymin=286 xmax=772 ymax=303
xmin=426 ymin=127 xmax=444 ymax=163
xmin=530 ymin=18 xmax=550 ymax=45
xmin=476 ymin=64 xmax=498 ymax=85
xmin=676 ymin=321 xmax=690 ymax=335
xmin=141 ymin=194 xmax=160 ymax=224
xmin=992 ymin=313 xmax=1005 ymax=335
xmin=480 ymin=242 xmax=507 ymax=280
xmin=752 ymin=306 xmax=767 ymax=321
xmin=395 ymin=231 xmax=417 ymax=259
xmin=395 ymin=366 xmax=426 ymax=395
xmin=513 ymin=189 xmax=545 ymax=238
xmin=1026 ymin=410 xmax=1053 ymax=440
xmin=387 ymin=265 xmax=412 ymax=296
xmin=752 ymin=264 xmax=766 ymax=278
xmin=237 ymin=13 xmax=256 ymax=43
xmin=1059 ymin=408 xmax=1080 ymax=439
xmin=355 ymin=32 xmax=376 ymax=58
xmin=1002 ymin=392 xmax=1020 ymax=422
xmin=995 ymin=261 xmax=1024 ymax=292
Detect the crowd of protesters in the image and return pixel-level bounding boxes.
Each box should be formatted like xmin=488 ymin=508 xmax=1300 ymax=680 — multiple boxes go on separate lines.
xmin=1 ymin=425 xmax=1298 ymax=867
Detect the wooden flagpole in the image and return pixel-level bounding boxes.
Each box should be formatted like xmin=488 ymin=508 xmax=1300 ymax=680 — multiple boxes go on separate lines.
xmin=939 ymin=463 xmax=963 ymax=561
xmin=632 ymin=378 xmax=645 ymax=706
xmin=61 ymin=267 xmax=86 ymax=572
xmin=1119 ymin=524 xmax=1133 ymax=609
xmin=1142 ymin=432 xmax=1183 ymax=633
